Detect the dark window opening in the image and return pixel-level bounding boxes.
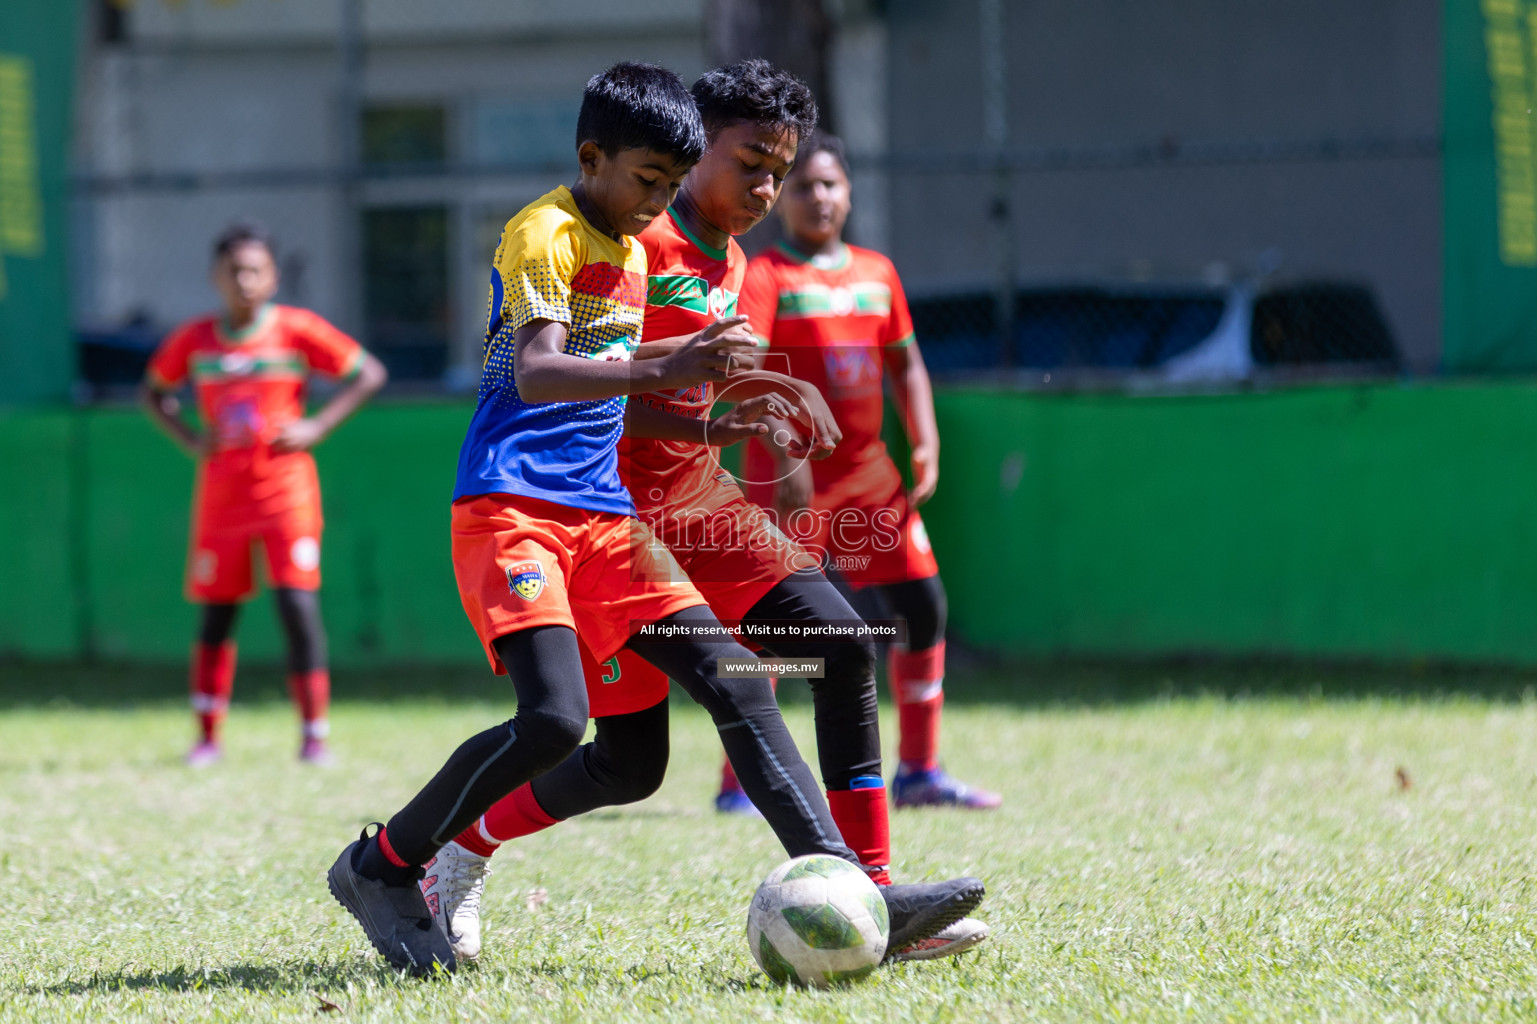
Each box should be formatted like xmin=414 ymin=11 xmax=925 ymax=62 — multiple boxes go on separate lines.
xmin=363 ymin=206 xmax=450 ymax=382
xmin=362 ymin=104 xmax=448 ymax=168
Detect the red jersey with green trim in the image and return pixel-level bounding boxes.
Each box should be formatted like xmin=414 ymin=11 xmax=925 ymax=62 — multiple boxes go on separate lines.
xmin=619 ymin=210 xmax=746 ymax=515
xmin=147 ymin=304 xmax=363 ymax=523
xmin=738 ymin=241 xmax=915 ymax=487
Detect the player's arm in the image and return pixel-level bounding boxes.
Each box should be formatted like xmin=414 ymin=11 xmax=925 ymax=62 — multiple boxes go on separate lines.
xmin=514 ymin=315 xmax=759 ymax=404
xmin=272 ymin=352 xmax=388 ymax=453
xmin=630 ymin=331 xmax=769 ymax=371
xmin=624 ymin=393 xmax=797 ymax=446
xmin=882 ymin=341 xmax=940 ymax=507
xmin=140 ymin=380 xmax=205 ymax=458
xmin=721 ymin=368 xmax=840 ymax=456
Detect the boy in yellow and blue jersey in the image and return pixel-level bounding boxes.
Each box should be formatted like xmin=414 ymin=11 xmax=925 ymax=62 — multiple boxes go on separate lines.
xmin=325 ymin=62 xmax=984 ymax=976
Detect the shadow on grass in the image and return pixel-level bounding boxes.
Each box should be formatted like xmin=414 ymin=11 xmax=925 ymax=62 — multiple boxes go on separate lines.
xmin=35 ymin=959 xmax=388 ymax=996
xmin=5 ymin=650 xmax=1537 ymax=712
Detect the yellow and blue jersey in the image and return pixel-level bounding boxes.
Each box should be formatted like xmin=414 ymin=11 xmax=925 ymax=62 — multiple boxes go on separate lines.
xmin=454 ymin=186 xmax=648 ymax=515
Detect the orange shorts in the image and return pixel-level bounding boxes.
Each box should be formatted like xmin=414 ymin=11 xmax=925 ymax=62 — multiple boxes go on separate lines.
xmin=451 ymin=493 xmax=707 ymax=674
xmin=187 ymin=511 xmax=321 ymax=602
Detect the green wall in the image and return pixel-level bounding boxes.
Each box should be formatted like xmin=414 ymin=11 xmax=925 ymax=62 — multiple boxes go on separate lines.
xmin=6 ymin=384 xmax=1537 ymax=667
xmin=1 ymin=402 xmax=477 ymax=667
xmin=922 ymin=383 xmax=1537 ymax=661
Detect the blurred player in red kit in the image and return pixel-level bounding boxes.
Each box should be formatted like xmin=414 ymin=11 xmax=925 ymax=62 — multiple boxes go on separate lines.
xmin=142 ymin=222 xmax=387 ymax=766
xmin=740 ymin=135 xmax=1001 ymax=809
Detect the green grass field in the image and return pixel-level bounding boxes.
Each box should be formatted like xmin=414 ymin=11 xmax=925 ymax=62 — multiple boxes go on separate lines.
xmin=6 ymin=659 xmax=1537 ymax=1022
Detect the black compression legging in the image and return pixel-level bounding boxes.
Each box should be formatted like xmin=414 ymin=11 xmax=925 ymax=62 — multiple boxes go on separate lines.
xmin=836 ymin=572 xmax=948 ymax=652
xmin=530 ymin=699 xmax=670 ymax=820
xmin=740 ymin=569 xmax=882 ymax=790
xmin=528 ymin=572 xmax=882 ymax=818
xmin=380 ymin=608 xmax=854 ymax=867
xmin=197 ymin=587 xmax=327 ymax=673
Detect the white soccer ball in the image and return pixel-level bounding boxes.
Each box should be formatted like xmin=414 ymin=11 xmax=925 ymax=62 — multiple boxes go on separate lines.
xmin=745 ymin=854 xmax=890 ymax=988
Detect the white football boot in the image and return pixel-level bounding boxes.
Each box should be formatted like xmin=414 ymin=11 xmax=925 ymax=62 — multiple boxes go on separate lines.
xmin=887 ymin=917 xmax=990 ymax=962
xmin=419 ymin=840 xmax=491 ymax=961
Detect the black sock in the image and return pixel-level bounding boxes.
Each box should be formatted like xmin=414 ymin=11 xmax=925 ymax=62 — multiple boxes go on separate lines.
xmin=353 ymin=833 xmax=420 ymax=886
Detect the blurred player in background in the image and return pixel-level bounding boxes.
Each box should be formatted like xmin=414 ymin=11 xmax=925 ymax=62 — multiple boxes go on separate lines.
xmin=425 ymin=60 xmax=989 ymax=965
xmin=142 ymin=222 xmax=387 ymax=767
xmin=740 ymin=135 xmax=1001 ymax=810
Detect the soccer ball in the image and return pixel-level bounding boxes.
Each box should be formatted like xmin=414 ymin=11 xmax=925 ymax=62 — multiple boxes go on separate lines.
xmin=745 ymin=854 xmax=890 ymax=988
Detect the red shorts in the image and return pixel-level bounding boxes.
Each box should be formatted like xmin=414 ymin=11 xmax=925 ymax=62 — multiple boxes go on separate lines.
xmin=809 ymin=470 xmax=939 ymax=588
xmin=578 ymin=492 xmax=817 ymax=713
xmin=644 ymin=491 xmax=819 ymax=627
xmin=187 ymin=510 xmax=321 ymax=602
xmin=451 ymin=493 xmax=707 ymax=674
xmin=745 ymin=456 xmax=939 ymax=590
xmin=579 ymin=637 xmax=671 ymax=719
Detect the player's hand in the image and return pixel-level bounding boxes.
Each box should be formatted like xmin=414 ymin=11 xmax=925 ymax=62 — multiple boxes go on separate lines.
xmin=774 ymin=458 xmax=814 ymax=520
xmin=909 ymin=445 xmax=939 ymax=507
xmin=657 ymin=316 xmax=758 ymax=389
xmin=780 ymin=386 xmax=840 ymax=460
xmin=271 ymin=417 xmax=328 ymax=453
xmin=705 ymin=393 xmax=800 ymax=447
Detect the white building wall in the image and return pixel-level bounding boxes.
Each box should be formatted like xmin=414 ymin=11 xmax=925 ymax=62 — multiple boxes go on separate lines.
xmin=74 ymin=0 xmax=709 ymax=383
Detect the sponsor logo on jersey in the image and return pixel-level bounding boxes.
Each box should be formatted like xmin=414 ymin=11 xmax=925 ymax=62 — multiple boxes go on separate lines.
xmin=213 ymin=396 xmax=265 ymax=447
xmin=664 ymin=382 xmax=711 ymax=406
xmin=825 ymin=348 xmax=880 ymax=390
xmin=506 ymin=559 xmax=546 ymax=601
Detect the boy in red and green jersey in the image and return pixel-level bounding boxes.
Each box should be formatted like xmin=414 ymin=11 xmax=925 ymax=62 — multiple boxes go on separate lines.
xmin=740 ymin=134 xmax=1002 ymax=810
xmin=143 ymin=222 xmax=387 ymax=767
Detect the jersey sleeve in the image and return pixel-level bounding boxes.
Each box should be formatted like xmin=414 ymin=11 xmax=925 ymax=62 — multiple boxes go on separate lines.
xmin=145 ymin=324 xmax=197 ymax=389
xmin=881 ymin=259 xmax=916 ymax=348
xmin=290 ymin=309 xmax=365 ymax=378
xmin=738 ymin=257 xmax=781 ymax=347
xmin=493 ymin=213 xmax=583 ymax=332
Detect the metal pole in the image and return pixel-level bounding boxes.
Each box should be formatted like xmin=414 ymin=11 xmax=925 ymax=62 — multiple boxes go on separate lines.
xmin=980 ymin=0 xmax=1013 ymax=366
xmin=335 ymin=0 xmax=363 ymax=336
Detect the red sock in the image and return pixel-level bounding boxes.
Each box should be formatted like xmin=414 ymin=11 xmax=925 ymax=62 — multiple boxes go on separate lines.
xmin=190 ymin=641 xmax=237 ymax=743
xmin=719 ymin=677 xmax=775 ymax=794
xmin=453 ymin=783 xmax=560 ymax=856
xmin=827 ymin=783 xmax=892 ymax=885
xmin=720 ymin=755 xmax=743 ymax=795
xmin=287 ymin=669 xmax=331 ymax=739
xmin=889 ymin=642 xmax=944 ymax=772
xmin=376 ymin=825 xmax=410 ymax=867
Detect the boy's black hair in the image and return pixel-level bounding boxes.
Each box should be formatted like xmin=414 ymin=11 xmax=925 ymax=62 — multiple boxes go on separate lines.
xmin=798 ymin=130 xmax=850 ymax=177
xmin=212 ymin=220 xmax=275 ymax=262
xmin=691 ymin=59 xmax=818 ymax=143
xmin=576 ymin=62 xmax=706 ymax=165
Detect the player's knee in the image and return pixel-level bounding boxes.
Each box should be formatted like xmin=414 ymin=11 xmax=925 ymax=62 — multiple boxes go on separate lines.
xmin=514 ymin=708 xmax=588 ymax=770
xmin=712 ymin=675 xmax=779 ymax=722
xmin=904 ymin=580 xmax=948 ymax=650
xmin=827 ymin=636 xmax=877 ymax=682
xmin=610 ymin=749 xmax=669 ymax=804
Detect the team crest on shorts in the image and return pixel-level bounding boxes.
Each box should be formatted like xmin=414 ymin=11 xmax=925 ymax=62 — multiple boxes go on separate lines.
xmin=505 ymin=560 xmax=546 ymax=601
